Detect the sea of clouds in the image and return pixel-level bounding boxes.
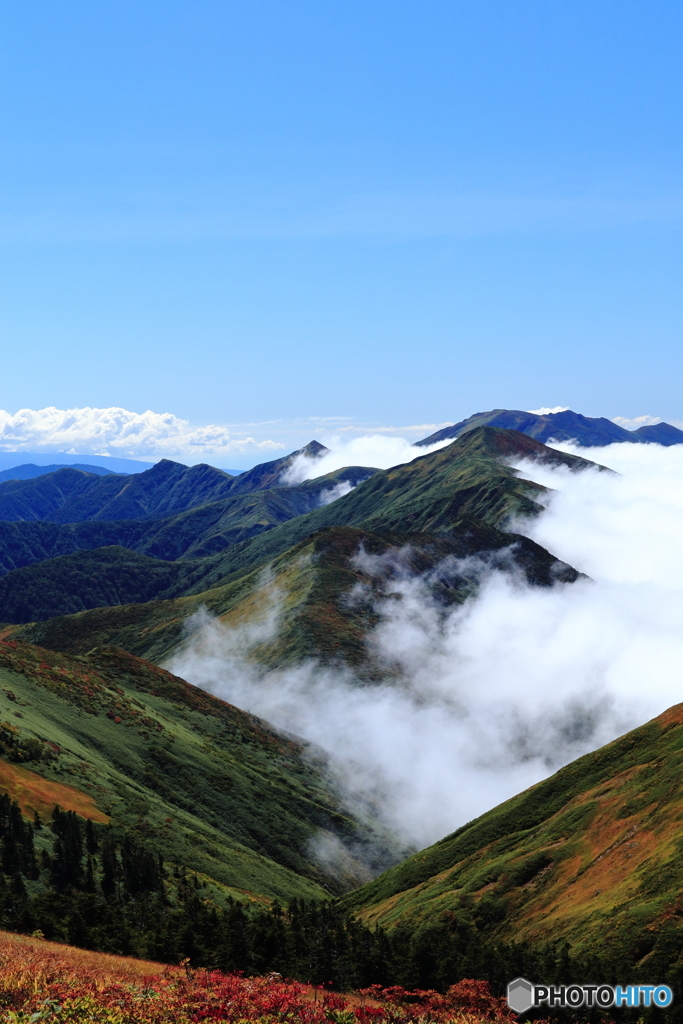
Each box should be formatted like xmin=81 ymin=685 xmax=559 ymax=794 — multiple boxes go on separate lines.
xmin=168 ymin=440 xmax=683 ymax=857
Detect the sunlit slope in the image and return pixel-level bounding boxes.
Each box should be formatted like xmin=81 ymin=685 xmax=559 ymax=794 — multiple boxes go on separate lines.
xmin=342 ymin=702 xmax=683 ymax=959
xmin=0 ymin=638 xmax=387 ymax=899
xmin=14 ymin=518 xmax=579 ymax=669
xmin=176 ymin=426 xmax=597 ymax=589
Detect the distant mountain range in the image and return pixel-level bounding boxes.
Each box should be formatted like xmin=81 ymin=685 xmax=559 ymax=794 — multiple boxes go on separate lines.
xmin=0 ymin=463 xmax=126 ymax=483
xmin=417 ymin=408 xmax=683 ymax=447
xmin=0 ymin=452 xmax=157 ymax=475
xmin=0 ymin=442 xmax=333 ymax=523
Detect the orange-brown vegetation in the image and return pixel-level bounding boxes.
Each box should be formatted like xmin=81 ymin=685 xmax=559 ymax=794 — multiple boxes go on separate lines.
xmin=0 ymin=759 xmax=109 ymax=822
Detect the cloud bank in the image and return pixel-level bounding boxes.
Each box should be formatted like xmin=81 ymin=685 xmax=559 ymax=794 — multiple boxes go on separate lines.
xmin=169 ymin=442 xmax=683 ymax=855
xmin=283 ymin=434 xmax=452 ymax=483
xmin=0 ymin=406 xmax=285 ymax=460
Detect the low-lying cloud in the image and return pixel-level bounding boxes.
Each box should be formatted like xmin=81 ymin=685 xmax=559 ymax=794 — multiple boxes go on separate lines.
xmin=168 ymin=441 xmax=683 ymax=855
xmin=0 ymin=406 xmax=284 ymax=459
xmin=283 ymin=434 xmax=452 ymax=484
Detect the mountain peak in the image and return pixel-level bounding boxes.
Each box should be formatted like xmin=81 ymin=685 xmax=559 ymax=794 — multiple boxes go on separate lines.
xmin=416 ymin=409 xmax=683 ymax=448
xmin=299 ymin=439 xmax=329 ymax=458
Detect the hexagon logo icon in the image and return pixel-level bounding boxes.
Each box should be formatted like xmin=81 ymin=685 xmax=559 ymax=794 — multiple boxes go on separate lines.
xmin=507 ymin=977 xmax=534 ymax=1014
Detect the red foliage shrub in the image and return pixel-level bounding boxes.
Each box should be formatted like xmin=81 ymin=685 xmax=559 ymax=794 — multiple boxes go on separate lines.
xmin=0 ymin=931 xmax=527 ymax=1024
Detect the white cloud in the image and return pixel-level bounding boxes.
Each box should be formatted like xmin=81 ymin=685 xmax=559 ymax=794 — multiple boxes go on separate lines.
xmin=169 ymin=442 xmax=683 ymax=853
xmin=317 ymin=480 xmax=355 ymax=506
xmin=611 ymin=414 xmax=662 ymax=430
xmin=282 ymin=433 xmax=452 ymax=484
xmin=0 ymin=406 xmax=285 ymax=459
xmin=527 ymin=406 xmax=569 ymax=415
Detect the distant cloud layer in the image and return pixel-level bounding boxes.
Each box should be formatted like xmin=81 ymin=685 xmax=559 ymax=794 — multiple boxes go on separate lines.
xmin=0 ymin=406 xmax=285 ymax=459
xmin=611 ymin=414 xmax=662 ymax=430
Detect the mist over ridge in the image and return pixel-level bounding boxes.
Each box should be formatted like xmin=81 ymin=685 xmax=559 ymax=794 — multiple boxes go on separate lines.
xmin=168 ymin=440 xmax=683 ymax=852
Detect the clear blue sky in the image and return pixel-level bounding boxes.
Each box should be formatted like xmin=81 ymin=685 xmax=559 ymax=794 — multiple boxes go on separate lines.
xmin=0 ymin=0 xmax=681 ymax=458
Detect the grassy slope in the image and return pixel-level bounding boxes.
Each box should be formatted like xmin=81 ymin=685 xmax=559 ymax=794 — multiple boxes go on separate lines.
xmin=342 ymin=702 xmax=683 ymax=962
xmin=13 ymin=517 xmax=580 ymax=669
xmin=0 ymin=638 xmax=388 ymax=901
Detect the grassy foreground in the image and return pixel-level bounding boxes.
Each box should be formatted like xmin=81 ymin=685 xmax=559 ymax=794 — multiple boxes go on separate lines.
xmin=0 ymin=930 xmax=514 ymax=1024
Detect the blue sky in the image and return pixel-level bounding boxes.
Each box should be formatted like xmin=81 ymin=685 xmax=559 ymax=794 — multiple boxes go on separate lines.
xmin=0 ymin=1 xmax=681 ymax=467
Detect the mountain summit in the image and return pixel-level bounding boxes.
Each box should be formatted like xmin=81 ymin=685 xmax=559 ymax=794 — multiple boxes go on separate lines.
xmin=417 ymin=408 xmax=683 ymax=448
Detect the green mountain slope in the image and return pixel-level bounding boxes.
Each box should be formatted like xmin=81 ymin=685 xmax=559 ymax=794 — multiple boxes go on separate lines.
xmin=342 ymin=701 xmax=683 ymax=968
xmin=0 ymin=547 xmax=201 ymax=623
xmin=0 ymin=638 xmax=393 ymax=900
xmin=184 ymin=426 xmax=597 ymax=590
xmin=0 ymin=466 xmax=376 ymax=579
xmin=14 ymin=520 xmax=579 ymax=670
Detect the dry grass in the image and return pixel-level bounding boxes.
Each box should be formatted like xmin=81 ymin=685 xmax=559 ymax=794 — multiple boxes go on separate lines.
xmin=0 ymin=928 xmax=170 ymax=988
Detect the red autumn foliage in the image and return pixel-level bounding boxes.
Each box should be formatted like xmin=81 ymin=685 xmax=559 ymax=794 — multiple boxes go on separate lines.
xmin=0 ymin=930 xmax=524 ymax=1024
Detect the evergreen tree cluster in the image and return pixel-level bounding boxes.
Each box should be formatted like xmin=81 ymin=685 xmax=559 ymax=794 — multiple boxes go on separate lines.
xmin=0 ymin=794 xmax=549 ymax=992
xmin=0 ymin=792 xmax=38 ymax=878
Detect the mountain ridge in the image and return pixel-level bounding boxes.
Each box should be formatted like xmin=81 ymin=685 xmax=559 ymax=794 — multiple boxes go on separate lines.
xmin=1 ymin=428 xmax=588 ymax=634
xmin=417 ymin=408 xmax=683 ymax=448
